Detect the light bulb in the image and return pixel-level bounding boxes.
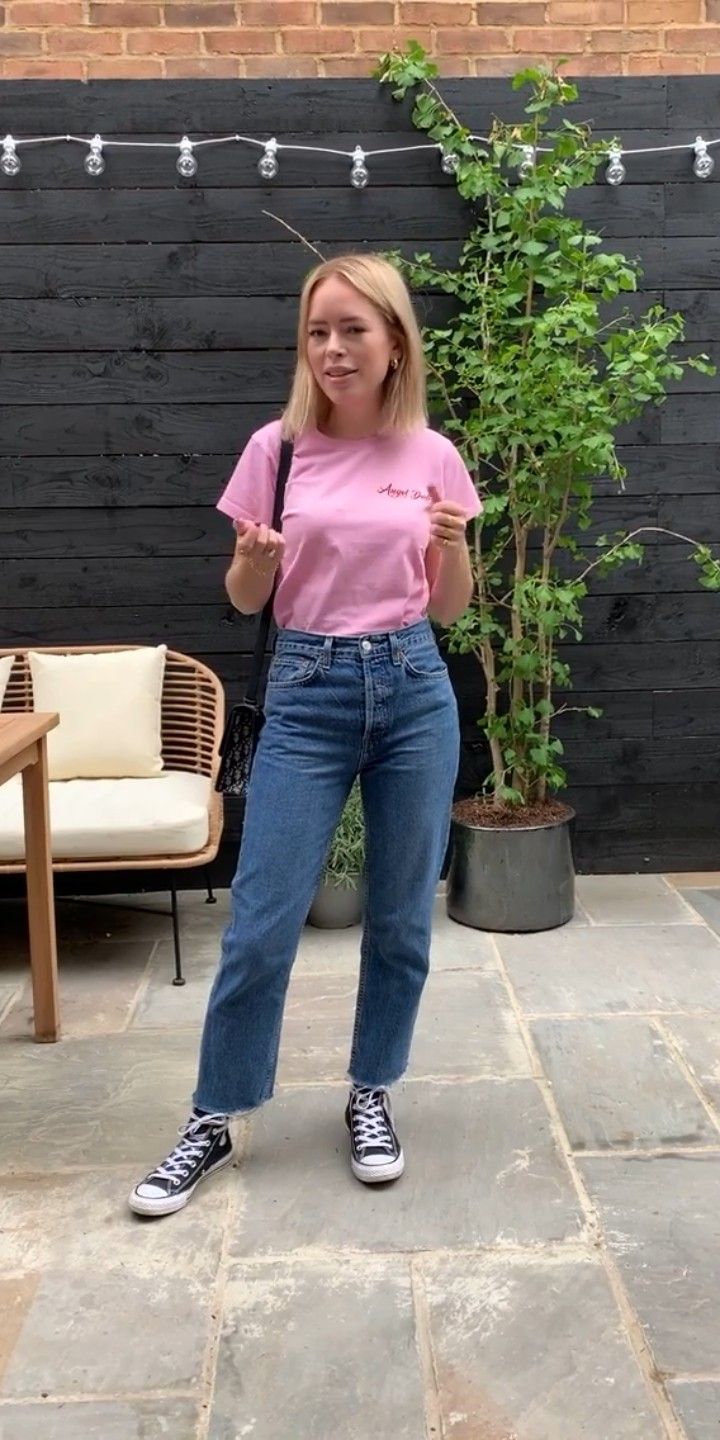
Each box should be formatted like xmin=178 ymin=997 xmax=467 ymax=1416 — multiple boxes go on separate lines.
xmin=350 ymin=145 xmax=369 ymax=189
xmin=440 ymin=147 xmax=459 ymax=175
xmin=605 ymin=147 xmax=626 ymax=186
xmin=519 ymin=145 xmax=535 ymax=179
xmin=258 ymin=139 xmax=278 ymax=181
xmin=1 ymin=135 xmax=21 ymax=177
xmin=84 ymin=134 xmax=105 ymax=177
xmin=176 ymin=136 xmax=198 ymax=178
xmin=693 ymin=136 xmax=715 ymax=180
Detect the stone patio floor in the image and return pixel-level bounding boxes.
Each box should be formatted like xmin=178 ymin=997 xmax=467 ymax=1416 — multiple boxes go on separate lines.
xmin=2 ymin=873 xmax=720 ymax=1438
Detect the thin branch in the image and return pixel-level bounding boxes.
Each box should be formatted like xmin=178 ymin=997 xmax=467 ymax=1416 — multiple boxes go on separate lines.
xmin=261 ymin=211 xmax=326 ymax=261
xmin=576 ymin=525 xmax=712 ymax=584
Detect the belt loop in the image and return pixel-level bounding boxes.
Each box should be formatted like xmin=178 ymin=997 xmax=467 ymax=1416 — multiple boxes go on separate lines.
xmin=390 ymin=631 xmax=402 ymax=666
xmin=321 ymin=635 xmax=333 ymax=670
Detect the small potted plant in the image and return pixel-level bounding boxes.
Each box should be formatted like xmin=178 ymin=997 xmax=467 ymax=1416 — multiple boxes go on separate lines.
xmin=377 ymin=45 xmax=720 ymax=932
xmin=307 ymin=780 xmax=365 ymax=929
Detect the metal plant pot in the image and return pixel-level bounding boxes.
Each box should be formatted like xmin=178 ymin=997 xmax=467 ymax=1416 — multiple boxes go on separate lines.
xmin=307 ymin=872 xmax=363 ymax=929
xmin=447 ymin=809 xmax=575 ymax=933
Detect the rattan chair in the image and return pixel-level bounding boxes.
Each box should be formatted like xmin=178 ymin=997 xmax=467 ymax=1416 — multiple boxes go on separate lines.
xmin=0 ymin=645 xmax=225 ymax=984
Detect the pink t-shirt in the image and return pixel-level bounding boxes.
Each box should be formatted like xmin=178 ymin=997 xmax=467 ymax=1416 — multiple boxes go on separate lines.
xmin=216 ymin=419 xmax=482 ymax=637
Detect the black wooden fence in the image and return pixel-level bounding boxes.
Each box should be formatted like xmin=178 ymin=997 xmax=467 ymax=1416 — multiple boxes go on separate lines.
xmin=1 ymin=75 xmax=718 ymax=881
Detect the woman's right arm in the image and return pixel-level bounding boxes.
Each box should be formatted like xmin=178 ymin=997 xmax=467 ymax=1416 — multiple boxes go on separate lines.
xmin=225 ymin=520 xmax=286 ymax=615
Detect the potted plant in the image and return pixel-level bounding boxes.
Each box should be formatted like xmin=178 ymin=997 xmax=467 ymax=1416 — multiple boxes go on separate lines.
xmin=377 ymin=46 xmax=720 ymax=932
xmin=307 ymin=780 xmax=365 ymax=929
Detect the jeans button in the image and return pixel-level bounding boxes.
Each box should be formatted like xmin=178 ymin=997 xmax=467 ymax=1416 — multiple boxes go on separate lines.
xmin=360 ymin=639 xmax=372 ymax=654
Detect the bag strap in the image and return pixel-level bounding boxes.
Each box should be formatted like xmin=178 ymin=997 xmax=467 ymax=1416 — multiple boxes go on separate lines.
xmin=244 ymin=437 xmax=294 ymax=705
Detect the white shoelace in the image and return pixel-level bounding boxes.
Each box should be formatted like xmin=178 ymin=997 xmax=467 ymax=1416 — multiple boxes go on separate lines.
xmin=350 ymin=1089 xmax=394 ymax=1156
xmin=150 ymin=1113 xmax=228 ymax=1186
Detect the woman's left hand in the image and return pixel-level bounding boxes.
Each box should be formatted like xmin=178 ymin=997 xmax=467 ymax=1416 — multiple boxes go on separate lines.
xmin=427 ymin=485 xmax=469 ymax=551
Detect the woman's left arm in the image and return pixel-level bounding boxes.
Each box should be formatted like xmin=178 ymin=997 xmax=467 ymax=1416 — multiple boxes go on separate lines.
xmin=425 ymin=486 xmax=475 ymax=628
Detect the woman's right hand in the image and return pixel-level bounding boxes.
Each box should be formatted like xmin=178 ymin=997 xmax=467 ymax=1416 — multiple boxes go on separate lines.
xmin=233 ymin=519 xmax=286 ymax=574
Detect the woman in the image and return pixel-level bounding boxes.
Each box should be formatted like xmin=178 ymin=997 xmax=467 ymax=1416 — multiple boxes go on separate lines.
xmin=129 ymin=252 xmax=482 ymax=1217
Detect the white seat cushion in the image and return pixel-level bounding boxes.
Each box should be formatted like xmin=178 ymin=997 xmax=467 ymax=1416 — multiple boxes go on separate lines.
xmin=0 ymin=771 xmax=211 ymax=862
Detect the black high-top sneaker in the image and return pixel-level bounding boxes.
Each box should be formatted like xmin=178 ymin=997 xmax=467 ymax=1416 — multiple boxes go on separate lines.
xmin=345 ymin=1086 xmax=404 ymax=1184
xmin=128 ymin=1110 xmax=233 ymax=1217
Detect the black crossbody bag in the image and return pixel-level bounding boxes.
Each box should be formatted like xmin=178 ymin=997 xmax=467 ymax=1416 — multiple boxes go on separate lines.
xmin=214 ymin=438 xmax=294 ymax=797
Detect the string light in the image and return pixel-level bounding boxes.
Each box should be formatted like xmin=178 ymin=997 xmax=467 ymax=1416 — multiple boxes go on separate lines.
xmin=176 ymin=135 xmax=198 ymax=178
xmin=605 ymin=145 xmax=626 ymax=186
xmin=693 ymin=135 xmax=715 ymax=180
xmin=1 ymin=134 xmax=21 ymax=176
xmin=440 ymin=147 xmax=459 ymax=175
xmin=350 ymin=144 xmax=369 ymax=189
xmin=83 ymin=133 xmax=105 ymax=177
xmin=0 ymin=127 xmax=718 ymax=186
xmin=519 ymin=144 xmax=536 ymax=179
xmin=258 ymin=137 xmax=279 ymax=181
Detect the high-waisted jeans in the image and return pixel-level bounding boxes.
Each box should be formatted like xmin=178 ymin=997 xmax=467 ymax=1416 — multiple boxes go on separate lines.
xmin=193 ymin=617 xmax=461 ymax=1115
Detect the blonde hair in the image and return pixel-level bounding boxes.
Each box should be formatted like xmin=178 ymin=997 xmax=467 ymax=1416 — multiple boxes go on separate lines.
xmin=281 ymin=252 xmax=428 ymax=438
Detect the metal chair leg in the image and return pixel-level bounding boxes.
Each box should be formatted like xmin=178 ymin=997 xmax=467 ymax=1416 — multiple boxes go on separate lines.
xmin=170 ymin=881 xmax=185 ymax=986
xmin=204 ymin=866 xmax=217 ymax=905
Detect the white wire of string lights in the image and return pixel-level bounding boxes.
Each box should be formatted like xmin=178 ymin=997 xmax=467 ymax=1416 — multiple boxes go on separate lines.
xmin=0 ymin=128 xmax=718 ymax=184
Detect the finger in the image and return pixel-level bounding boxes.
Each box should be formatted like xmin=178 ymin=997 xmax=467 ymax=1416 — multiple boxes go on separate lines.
xmin=235 ymin=521 xmax=259 ymax=553
xmin=427 ymin=483 xmax=441 ymax=508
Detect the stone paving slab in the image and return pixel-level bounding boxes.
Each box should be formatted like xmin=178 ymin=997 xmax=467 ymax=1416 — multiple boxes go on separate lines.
xmin=0 ymin=1173 xmax=226 ymax=1400
xmin=1 ymin=941 xmax=153 ymax=1041
xmin=209 ymin=1257 xmax=426 ymax=1440
xmin=0 ymin=1031 xmax=200 ymax=1171
xmin=422 ymin=1253 xmax=665 ymax=1440
xmin=498 ymin=925 xmax=720 ymax=1015
xmin=676 ymin=885 xmax=720 ymax=938
xmin=0 ymin=1400 xmax=199 ymax=1439
xmin=132 ymin=897 xmax=499 ymax=1031
xmin=230 ymin=1081 xmax=584 ymax=1256
xmin=276 ymin=969 xmax=532 ymax=1085
xmin=531 ymin=1016 xmax=717 ymax=1151
xmin=668 ymin=1381 xmax=720 ymax=1440
xmin=0 ymin=984 xmax=21 ymax=1026
xmin=579 ymin=1155 xmax=720 ymax=1373
xmin=575 ymin=874 xmax=699 ymax=926
xmin=664 ymin=1017 xmax=720 ymax=1114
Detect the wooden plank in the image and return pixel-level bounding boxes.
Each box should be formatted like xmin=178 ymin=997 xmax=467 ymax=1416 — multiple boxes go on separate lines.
xmin=664 ymin=291 xmax=720 ymax=341
xmin=6 ymin=443 xmax=711 ymax=510
xmin=0 ymin=240 xmax=462 ymax=300
xmin=653 ymin=687 xmax=720 ymax=737
xmin=0 ymin=292 xmax=451 ymax=353
xmin=662 ymin=394 xmax=720 ymax=444
xmin=3 ymin=545 xmax=711 ymax=610
xmin=0 ymin=506 xmax=229 ymax=558
xmin=0 ymin=182 xmax=665 ymax=244
xmin=5 ymin=346 xmax=718 ymax=407
xmin=0 ymin=76 xmax=669 ymax=133
xmin=4 ymin=594 xmax=714 ymax=653
xmin=0 ymin=351 xmax=296 ymax=406
xmin=2 ymin=185 xmax=474 ymax=244
xmin=193 ymin=639 xmax=720 ymax=692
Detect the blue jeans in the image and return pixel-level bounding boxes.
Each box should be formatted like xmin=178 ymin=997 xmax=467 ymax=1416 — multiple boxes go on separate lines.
xmin=194 ymin=618 xmax=460 ymax=1115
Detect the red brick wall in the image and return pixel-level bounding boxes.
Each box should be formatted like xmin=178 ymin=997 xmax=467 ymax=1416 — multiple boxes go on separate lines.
xmin=0 ymin=0 xmax=718 ymax=80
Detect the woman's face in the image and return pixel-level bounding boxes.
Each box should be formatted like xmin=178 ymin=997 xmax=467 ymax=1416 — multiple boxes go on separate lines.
xmin=305 ymin=275 xmax=400 ymax=416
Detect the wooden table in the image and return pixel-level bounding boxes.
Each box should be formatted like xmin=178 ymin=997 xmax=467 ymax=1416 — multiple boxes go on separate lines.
xmin=0 ymin=713 xmax=60 ymax=1041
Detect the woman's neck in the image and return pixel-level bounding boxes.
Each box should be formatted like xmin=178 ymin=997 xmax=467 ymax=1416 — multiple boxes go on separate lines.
xmin=319 ymin=407 xmax=384 ymax=440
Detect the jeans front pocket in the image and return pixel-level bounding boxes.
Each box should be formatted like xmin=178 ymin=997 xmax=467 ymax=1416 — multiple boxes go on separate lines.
xmin=267 ymin=649 xmax=323 ymax=689
xmin=398 ymin=642 xmax=448 ymax=680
